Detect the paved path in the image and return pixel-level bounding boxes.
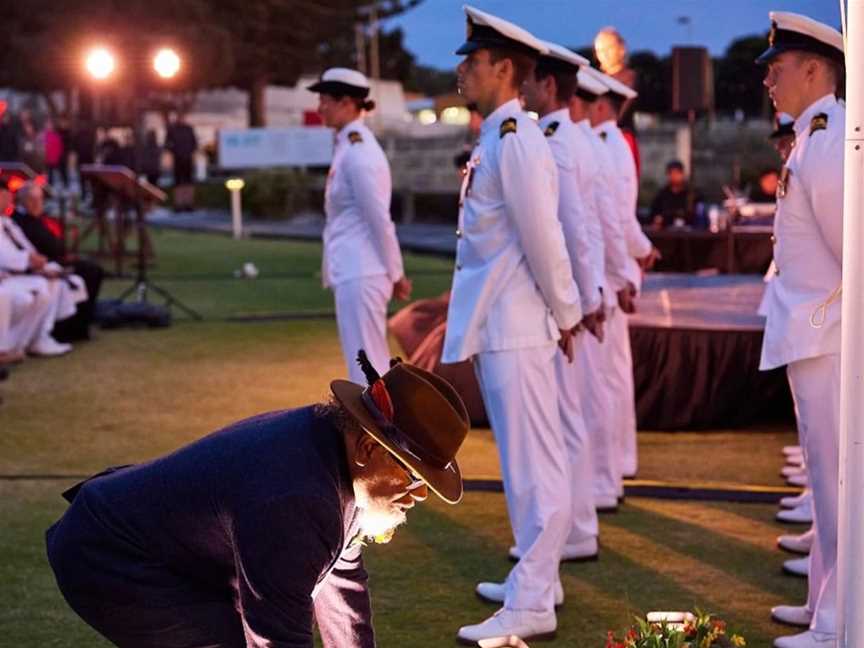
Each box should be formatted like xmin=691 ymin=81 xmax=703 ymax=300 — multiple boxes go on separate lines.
xmin=148 ymin=208 xmax=458 ymax=257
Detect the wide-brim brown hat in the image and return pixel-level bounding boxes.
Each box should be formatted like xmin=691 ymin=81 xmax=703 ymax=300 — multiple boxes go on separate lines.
xmin=331 ymin=354 xmax=470 ymax=504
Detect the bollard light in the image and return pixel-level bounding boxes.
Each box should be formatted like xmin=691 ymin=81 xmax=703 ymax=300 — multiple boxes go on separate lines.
xmin=85 ymin=47 xmax=116 ymax=80
xmin=225 ymin=178 xmax=245 ymax=239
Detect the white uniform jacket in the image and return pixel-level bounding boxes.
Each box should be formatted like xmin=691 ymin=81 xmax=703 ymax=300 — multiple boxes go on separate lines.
xmin=760 ymin=94 xmax=845 ymax=371
xmin=595 ymin=120 xmax=652 ymax=291
xmin=578 ymin=119 xmax=631 ymax=303
xmin=0 ymin=216 xmax=87 ymax=318
xmin=442 ymin=99 xmax=582 ymax=363
xmin=322 ymin=118 xmax=404 ymax=288
xmin=539 ymin=110 xmax=605 ymax=315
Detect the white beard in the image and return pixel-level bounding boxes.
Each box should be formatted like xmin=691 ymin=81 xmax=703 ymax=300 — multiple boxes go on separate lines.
xmin=357 ymin=505 xmax=407 ymax=545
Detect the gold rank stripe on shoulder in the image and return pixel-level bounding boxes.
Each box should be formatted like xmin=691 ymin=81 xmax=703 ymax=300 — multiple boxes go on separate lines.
xmin=500 ymin=117 xmax=517 ymax=138
xmin=348 ymin=131 xmax=363 ymax=144
xmin=809 ymin=113 xmax=828 ymax=137
xmin=543 ymin=121 xmax=560 ymax=137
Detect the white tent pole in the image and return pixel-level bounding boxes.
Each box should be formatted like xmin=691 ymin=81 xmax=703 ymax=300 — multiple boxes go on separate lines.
xmin=838 ymin=1 xmax=864 ymax=645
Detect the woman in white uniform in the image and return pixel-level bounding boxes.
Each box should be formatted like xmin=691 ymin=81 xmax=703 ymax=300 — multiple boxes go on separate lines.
xmin=308 ymin=68 xmax=411 ymax=382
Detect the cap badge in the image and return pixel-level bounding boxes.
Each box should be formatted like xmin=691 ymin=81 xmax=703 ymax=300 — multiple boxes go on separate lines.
xmin=778 ymin=166 xmax=791 ymax=199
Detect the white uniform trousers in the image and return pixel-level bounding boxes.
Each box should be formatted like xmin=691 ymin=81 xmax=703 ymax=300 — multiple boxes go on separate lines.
xmin=787 ymin=354 xmax=839 ymax=636
xmin=606 ymin=307 xmax=638 ymax=481
xmin=0 ymin=277 xmax=59 ymax=352
xmin=578 ymin=311 xmax=622 ymax=501
xmin=333 ymin=274 xmax=392 ymax=384
xmin=474 ymin=343 xmax=570 ymax=613
xmin=554 ymin=333 xmax=599 ymax=544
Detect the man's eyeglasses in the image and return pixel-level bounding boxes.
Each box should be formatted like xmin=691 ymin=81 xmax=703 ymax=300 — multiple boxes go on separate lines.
xmin=387 ymin=451 xmax=425 ymax=489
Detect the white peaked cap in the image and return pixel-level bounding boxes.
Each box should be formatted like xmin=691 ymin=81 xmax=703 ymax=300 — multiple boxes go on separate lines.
xmin=542 ymin=41 xmax=590 ymax=69
xmin=584 ymin=66 xmax=638 ymax=100
xmin=307 ymin=68 xmax=371 ymax=97
xmin=456 ymin=5 xmax=549 ymax=56
xmin=756 ymin=12 xmax=844 ymax=64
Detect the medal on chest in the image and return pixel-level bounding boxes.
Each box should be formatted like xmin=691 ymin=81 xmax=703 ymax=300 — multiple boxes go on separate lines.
xmin=777 ymin=167 xmax=791 ymax=199
xmin=459 ymin=153 xmax=481 ymax=207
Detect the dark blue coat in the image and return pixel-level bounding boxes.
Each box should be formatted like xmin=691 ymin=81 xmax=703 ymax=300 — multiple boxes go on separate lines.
xmin=46 ymin=406 xmax=375 ymax=648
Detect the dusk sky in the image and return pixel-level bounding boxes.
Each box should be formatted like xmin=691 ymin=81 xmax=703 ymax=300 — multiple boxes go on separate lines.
xmin=384 ymin=0 xmax=842 ymax=69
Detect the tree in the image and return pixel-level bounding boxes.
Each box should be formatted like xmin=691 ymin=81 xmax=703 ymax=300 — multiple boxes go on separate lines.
xmin=313 ymin=24 xmax=456 ymax=97
xmin=211 ymin=0 xmax=423 ymax=126
xmin=0 ymin=0 xmax=234 ymax=121
xmin=715 ymin=34 xmax=771 ymax=117
xmin=629 ymin=51 xmax=670 ymax=114
xmin=0 ymin=0 xmax=423 ymax=126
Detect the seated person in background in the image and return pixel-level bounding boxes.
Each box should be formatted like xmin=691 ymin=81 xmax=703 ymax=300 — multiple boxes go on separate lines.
xmin=648 ymin=160 xmax=702 ymax=229
xmin=0 ymin=181 xmax=77 ymax=357
xmin=749 ymin=168 xmax=779 ymax=204
xmin=13 ymin=182 xmax=103 ymax=342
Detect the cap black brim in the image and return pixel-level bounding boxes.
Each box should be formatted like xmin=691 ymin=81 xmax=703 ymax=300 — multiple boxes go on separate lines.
xmin=306 ymin=81 xmax=369 ymax=98
xmin=455 ymin=41 xmax=481 ymax=56
xmin=755 ymin=45 xmax=785 ymax=65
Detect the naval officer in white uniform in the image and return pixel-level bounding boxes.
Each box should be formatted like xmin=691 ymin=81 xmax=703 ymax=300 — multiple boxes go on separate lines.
xmin=755 ymin=12 xmax=846 ymax=648
xmin=517 ymin=42 xmax=604 ymax=567
xmin=566 ymin=68 xmax=635 ymax=511
xmin=308 ymin=68 xmax=412 ymax=382
xmin=587 ymin=67 xmax=659 ymax=488
xmin=442 ymin=6 xmax=582 ymax=644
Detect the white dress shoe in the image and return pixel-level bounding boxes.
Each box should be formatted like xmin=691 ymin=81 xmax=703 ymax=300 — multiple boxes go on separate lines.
xmin=509 ymin=537 xmax=598 ymax=563
xmin=782 ymin=445 xmax=802 ymax=457
xmin=771 ymin=604 xmax=813 ymax=628
xmin=777 ymin=503 xmax=813 ymax=524
xmin=28 ymin=337 xmax=72 ymax=357
xmin=476 ymin=581 xmax=564 ymax=607
xmin=783 ymin=557 xmax=809 ymax=577
xmin=781 ymin=464 xmax=807 ymax=478
xmin=595 ymin=494 xmax=619 ymax=512
xmin=787 ymin=473 xmax=809 ymax=487
xmin=780 ymin=490 xmax=812 ymax=510
xmin=778 ymin=528 xmax=815 ymax=555
xmin=774 ymin=630 xmax=837 ymax=647
xmin=457 ymin=608 xmax=557 ymax=645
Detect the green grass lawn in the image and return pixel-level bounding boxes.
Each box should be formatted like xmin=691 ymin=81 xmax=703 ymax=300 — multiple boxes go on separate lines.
xmin=0 ymin=231 xmax=801 ymax=647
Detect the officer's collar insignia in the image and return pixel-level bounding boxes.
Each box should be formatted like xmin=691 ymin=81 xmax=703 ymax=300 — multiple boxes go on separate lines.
xmin=544 ymin=121 xmax=560 ymax=137
xmin=348 ymin=131 xmax=363 ymax=144
xmin=778 ymin=166 xmax=791 ymax=199
xmin=500 ymin=117 xmax=518 ymax=138
xmin=809 ymin=113 xmax=828 ymax=136
xmin=599 ymin=131 xmax=608 ymax=141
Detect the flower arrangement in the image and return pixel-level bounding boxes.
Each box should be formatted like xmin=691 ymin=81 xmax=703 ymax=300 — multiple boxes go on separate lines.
xmin=605 ymin=610 xmax=746 ymax=648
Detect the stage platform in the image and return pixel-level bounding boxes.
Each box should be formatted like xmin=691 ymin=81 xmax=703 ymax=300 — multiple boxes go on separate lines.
xmin=388 ymin=273 xmax=793 ymax=431
xmin=630 ymin=273 xmax=792 ymax=430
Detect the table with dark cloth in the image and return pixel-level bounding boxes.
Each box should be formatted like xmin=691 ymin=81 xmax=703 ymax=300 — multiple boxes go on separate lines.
xmin=388 ymin=274 xmax=792 ymax=431
xmin=630 ymin=274 xmax=792 ymax=430
xmin=647 ymin=226 xmax=774 ymax=274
